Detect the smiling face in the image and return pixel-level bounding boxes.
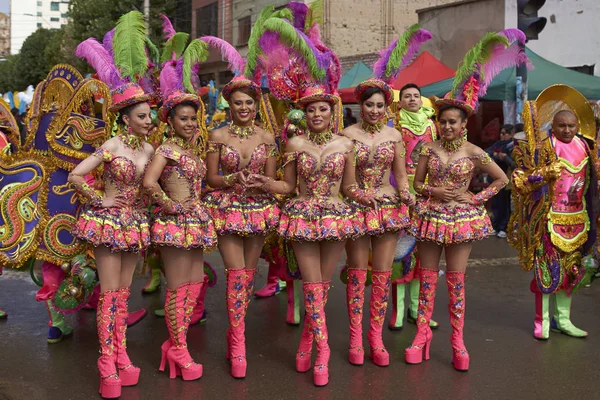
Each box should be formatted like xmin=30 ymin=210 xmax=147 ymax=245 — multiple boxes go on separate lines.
xmin=400 ymin=87 xmax=422 ymax=112
xmin=305 ymin=101 xmax=332 ymax=133
xmin=122 ymin=102 xmax=152 ymax=136
xmin=168 ymin=104 xmax=198 ymax=141
xmin=438 ymin=107 xmax=467 ymax=141
xmin=552 ymin=111 xmax=578 ymax=144
xmin=230 ymin=90 xmax=256 ymax=126
xmin=360 ymin=92 xmax=386 ymax=125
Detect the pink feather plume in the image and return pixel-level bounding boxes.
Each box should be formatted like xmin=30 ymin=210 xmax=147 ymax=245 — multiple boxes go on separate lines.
xmin=159 ymin=60 xmax=184 ymax=97
xmin=75 ymin=38 xmax=125 ymax=89
xmin=200 ymin=36 xmax=246 ymax=74
xmin=161 ymin=14 xmax=176 ymax=41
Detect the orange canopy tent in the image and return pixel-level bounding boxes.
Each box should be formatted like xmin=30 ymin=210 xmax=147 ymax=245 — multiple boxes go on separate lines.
xmin=339 ymin=51 xmax=455 ymax=103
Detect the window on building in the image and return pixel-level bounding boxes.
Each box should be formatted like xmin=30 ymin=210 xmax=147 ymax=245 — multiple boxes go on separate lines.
xmin=50 ymin=17 xmax=59 ymax=22
xmin=37 ymin=12 xmax=42 ymax=16
xmin=196 ymin=3 xmax=218 ymax=38
xmin=61 ymin=13 xmax=67 ymax=19
xmin=37 ymin=1 xmax=42 ymax=6
xmin=568 ymin=65 xmax=595 ymax=75
xmin=37 ymin=23 xmax=42 ymax=28
xmin=237 ymin=16 xmax=251 ymax=45
xmin=173 ymin=0 xmax=192 ymax=34
xmin=50 ymin=2 xmax=59 ymax=11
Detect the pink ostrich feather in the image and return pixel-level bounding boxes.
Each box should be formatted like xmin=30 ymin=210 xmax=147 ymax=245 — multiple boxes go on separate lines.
xmin=159 ymin=59 xmax=184 ymax=96
xmin=479 ymin=44 xmax=532 ymax=96
xmin=399 ymin=29 xmax=433 ymax=72
xmin=75 ymin=38 xmax=125 ymax=89
xmin=102 ymin=29 xmax=115 ymax=56
xmin=160 ymin=14 xmax=176 ymax=41
xmin=499 ymin=28 xmax=527 ymax=46
xmin=200 ymin=35 xmax=246 ymax=74
xmin=373 ymin=27 xmax=432 ymax=82
xmin=373 ymin=38 xmax=398 ymax=80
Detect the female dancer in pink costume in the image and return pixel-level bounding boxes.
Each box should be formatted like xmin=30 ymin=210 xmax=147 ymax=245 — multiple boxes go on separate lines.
xmin=341 ymin=25 xmax=432 ymax=367
xmin=143 ymin=50 xmax=218 ymax=381
xmin=70 ymin=11 xmax=156 ymax=398
xmin=203 ymin=76 xmax=280 ymax=379
xmin=405 ymin=29 xmax=528 ymax=371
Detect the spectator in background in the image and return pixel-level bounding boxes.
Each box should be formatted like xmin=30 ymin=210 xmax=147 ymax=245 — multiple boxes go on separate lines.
xmin=344 ymin=107 xmax=357 ymax=127
xmin=513 ymin=123 xmax=525 ymax=140
xmin=486 ymin=124 xmax=516 ymax=238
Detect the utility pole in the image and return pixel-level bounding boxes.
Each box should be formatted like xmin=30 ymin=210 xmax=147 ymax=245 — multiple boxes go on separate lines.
xmin=144 ymin=0 xmax=150 ymax=29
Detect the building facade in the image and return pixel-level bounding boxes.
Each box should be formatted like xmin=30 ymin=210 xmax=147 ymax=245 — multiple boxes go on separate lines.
xmin=0 ymin=12 xmax=9 ymax=57
xmin=10 ymin=0 xmax=70 ymax=55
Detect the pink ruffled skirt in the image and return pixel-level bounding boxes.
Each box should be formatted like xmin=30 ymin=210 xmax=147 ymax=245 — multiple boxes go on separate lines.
xmin=151 ymin=204 xmax=217 ymax=251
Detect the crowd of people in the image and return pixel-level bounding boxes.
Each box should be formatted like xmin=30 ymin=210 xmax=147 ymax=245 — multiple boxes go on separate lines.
xmin=1 ymin=3 xmax=597 ymax=398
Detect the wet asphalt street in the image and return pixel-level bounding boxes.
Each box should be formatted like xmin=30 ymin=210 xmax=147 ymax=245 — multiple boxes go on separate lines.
xmin=0 ymin=238 xmax=599 ymax=400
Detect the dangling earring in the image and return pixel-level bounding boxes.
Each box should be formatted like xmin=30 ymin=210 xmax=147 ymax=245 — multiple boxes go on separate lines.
xmin=462 ymin=127 xmax=468 ymax=140
xmin=127 ymin=125 xmax=133 ymax=135
xmin=360 ymin=109 xmax=366 ymax=121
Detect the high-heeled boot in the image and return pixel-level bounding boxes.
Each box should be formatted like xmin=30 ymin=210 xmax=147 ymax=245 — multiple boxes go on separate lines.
xmin=368 ymin=270 xmax=391 ymax=367
xmin=346 ymin=268 xmax=367 ymax=365
xmin=225 ymin=268 xmax=256 ymax=378
xmin=295 ymin=281 xmax=329 ymax=372
xmin=160 ymin=283 xmax=203 ymax=380
xmin=96 ymin=290 xmax=121 ymax=399
xmin=254 ymin=260 xmax=281 ymax=298
xmin=303 ymin=282 xmax=330 ymax=387
xmin=550 ymin=290 xmax=587 ymax=338
xmin=115 ymin=287 xmax=141 ymax=386
xmin=533 ymin=291 xmax=550 ymax=340
xmin=190 ymin=274 xmax=210 ymax=325
xmin=446 ymin=271 xmax=469 ymax=371
xmin=405 ymin=269 xmax=439 ymax=364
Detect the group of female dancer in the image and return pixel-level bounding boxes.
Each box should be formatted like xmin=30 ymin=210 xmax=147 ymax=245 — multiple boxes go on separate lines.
xmin=65 ymin=7 xmax=522 ymax=398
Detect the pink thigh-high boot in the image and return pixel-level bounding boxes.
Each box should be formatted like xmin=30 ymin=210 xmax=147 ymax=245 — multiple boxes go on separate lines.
xmin=368 ymin=270 xmax=392 ymax=367
xmin=346 ymin=269 xmax=367 ymax=365
xmin=97 ymin=290 xmax=121 ymax=398
xmin=114 ymin=287 xmax=141 ymax=386
xmin=446 ymin=271 xmax=469 ymax=371
xmin=303 ymin=282 xmax=331 ymax=387
xmin=405 ymin=269 xmax=439 ymax=364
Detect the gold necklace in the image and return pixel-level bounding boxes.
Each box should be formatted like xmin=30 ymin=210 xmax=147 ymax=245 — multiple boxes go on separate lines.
xmin=119 ymin=131 xmax=143 ymax=151
xmin=441 ymin=137 xmax=465 ymax=154
xmin=361 ymin=120 xmax=383 ymax=137
xmin=166 ymin=136 xmax=192 ymax=150
xmin=229 ymin=122 xmax=256 ymax=141
xmin=307 ymin=129 xmax=333 ymax=147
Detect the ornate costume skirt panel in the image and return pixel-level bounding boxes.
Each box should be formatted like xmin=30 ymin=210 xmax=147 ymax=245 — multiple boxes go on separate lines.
xmin=151 ymin=206 xmax=217 ymax=251
xmin=278 ymin=198 xmax=364 ymax=242
xmin=410 ymin=200 xmax=492 ymax=244
xmin=348 ymin=196 xmax=409 ymax=236
xmin=73 ymin=206 xmax=151 ymax=252
xmin=202 ymin=190 xmax=280 ymax=236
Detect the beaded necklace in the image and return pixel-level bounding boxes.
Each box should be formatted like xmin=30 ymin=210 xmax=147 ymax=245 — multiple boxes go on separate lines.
xmin=307 ymin=129 xmax=333 ymax=147
xmin=441 ymin=137 xmax=465 ymax=154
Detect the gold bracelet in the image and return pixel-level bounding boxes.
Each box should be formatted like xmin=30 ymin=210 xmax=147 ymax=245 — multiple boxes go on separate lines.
xmin=223 ymin=173 xmax=237 ymax=186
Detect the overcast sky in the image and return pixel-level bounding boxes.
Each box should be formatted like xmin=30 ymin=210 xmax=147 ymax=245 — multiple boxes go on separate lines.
xmin=0 ymin=0 xmax=8 ymax=15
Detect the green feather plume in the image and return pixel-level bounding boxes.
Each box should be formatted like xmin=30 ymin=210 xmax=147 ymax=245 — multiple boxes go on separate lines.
xmin=305 ymin=0 xmax=323 ymax=31
xmin=244 ymin=6 xmax=275 ymax=77
xmin=145 ymin=37 xmax=160 ymax=64
xmin=262 ymin=17 xmax=325 ymax=80
xmin=272 ymin=7 xmax=293 ymax=21
xmin=113 ymin=11 xmax=149 ymax=82
xmin=161 ymin=32 xmax=190 ymax=63
xmin=385 ymin=24 xmax=419 ymax=78
xmin=451 ymin=32 xmax=509 ymax=97
xmin=183 ymin=39 xmax=209 ymax=93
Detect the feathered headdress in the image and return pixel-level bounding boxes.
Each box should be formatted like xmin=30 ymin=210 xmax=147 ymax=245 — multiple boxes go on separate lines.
xmin=436 ymin=29 xmax=532 ymax=116
xmin=355 ymin=24 xmax=432 ymax=105
xmin=156 ymin=14 xmax=209 ymax=122
xmin=75 ymin=11 xmax=156 ymax=112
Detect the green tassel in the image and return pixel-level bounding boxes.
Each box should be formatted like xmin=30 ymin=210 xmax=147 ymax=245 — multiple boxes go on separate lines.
xmin=161 ymin=32 xmax=190 ymax=63
xmin=262 ymin=18 xmax=326 ymax=80
xmin=183 ymin=39 xmax=209 ymax=93
xmin=113 ymin=11 xmax=149 ymax=82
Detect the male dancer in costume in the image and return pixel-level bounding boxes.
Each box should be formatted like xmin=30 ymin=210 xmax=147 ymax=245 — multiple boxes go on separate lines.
xmin=511 ymin=86 xmax=597 ymax=339
xmin=389 ymin=83 xmax=439 ymax=330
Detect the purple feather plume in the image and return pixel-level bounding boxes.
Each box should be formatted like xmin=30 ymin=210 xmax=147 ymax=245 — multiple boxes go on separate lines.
xmin=373 ymin=38 xmax=398 ymax=80
xmin=102 ymin=29 xmax=115 ymax=56
xmin=295 ymin=26 xmax=331 ymax=71
xmin=161 ymin=14 xmax=176 ymax=41
xmin=499 ymin=28 xmax=527 ymax=46
xmin=159 ymin=60 xmax=184 ymax=97
xmin=200 ymin=36 xmax=245 ymax=75
xmin=287 ymin=2 xmax=308 ymax=31
xmin=75 ymin=38 xmax=125 ymax=89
